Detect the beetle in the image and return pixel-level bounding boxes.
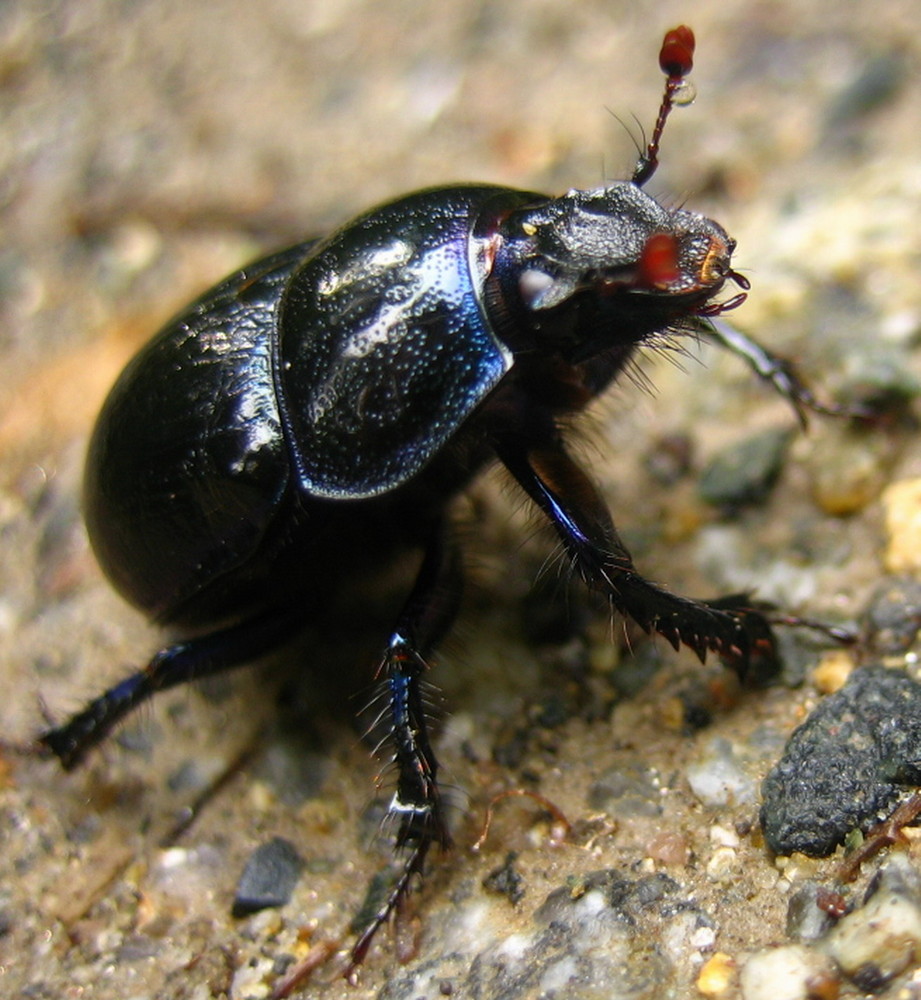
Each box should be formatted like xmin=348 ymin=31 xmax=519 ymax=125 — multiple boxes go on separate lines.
xmin=39 ymin=27 xmax=824 ymax=970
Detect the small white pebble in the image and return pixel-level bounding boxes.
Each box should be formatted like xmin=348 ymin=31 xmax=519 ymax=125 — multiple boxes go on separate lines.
xmin=740 ymin=944 xmax=837 ymax=1000
xmin=709 ymin=824 xmax=740 ymax=848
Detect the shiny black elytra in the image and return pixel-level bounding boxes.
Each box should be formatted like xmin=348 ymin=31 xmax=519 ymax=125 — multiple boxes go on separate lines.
xmin=41 ymin=27 xmax=816 ymax=972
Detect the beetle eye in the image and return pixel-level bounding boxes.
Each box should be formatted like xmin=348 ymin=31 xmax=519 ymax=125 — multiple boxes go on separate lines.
xmin=637 ymin=232 xmax=679 ymax=288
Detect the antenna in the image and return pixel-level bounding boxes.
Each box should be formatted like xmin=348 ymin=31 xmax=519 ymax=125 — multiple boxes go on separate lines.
xmin=632 ymin=25 xmax=696 ymax=186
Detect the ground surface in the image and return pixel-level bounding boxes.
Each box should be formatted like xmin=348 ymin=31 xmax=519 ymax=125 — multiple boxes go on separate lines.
xmin=2 ymin=1 xmax=921 ymax=998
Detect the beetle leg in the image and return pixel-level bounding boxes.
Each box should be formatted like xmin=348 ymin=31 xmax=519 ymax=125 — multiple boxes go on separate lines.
xmin=379 ymin=527 xmax=462 ymax=844
xmin=38 ymin=609 xmax=303 ymax=770
xmin=698 ymin=317 xmax=851 ymax=426
xmin=498 ymin=438 xmax=777 ymax=674
xmin=350 ymin=527 xmax=461 ymax=971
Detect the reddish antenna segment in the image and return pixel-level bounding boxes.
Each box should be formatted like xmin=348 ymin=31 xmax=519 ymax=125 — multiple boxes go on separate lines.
xmin=632 ymin=25 xmax=696 ymax=187
xmin=659 ymin=24 xmax=695 ymax=77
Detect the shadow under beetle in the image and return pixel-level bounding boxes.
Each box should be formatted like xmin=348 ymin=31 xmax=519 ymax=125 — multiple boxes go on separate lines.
xmin=40 ymin=27 xmax=828 ymax=973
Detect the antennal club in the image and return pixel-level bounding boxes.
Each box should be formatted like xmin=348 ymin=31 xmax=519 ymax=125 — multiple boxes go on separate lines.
xmin=632 ymin=25 xmax=696 ymax=186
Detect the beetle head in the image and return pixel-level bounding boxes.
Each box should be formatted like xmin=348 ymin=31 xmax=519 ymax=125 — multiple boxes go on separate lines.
xmin=497 ymin=182 xmax=745 ymax=362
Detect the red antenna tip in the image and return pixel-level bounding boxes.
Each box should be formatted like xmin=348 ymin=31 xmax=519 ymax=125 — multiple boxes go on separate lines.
xmin=659 ymin=26 xmax=696 ymax=78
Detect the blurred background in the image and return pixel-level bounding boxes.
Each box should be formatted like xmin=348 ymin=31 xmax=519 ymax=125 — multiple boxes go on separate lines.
xmin=1 ymin=1 xmax=920 ymax=997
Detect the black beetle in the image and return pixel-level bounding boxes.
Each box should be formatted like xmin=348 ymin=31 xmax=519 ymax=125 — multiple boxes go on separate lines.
xmin=40 ymin=27 xmax=824 ymax=971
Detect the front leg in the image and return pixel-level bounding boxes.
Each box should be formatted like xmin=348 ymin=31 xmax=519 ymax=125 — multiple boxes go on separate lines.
xmin=699 ymin=316 xmax=846 ymax=426
xmin=497 ymin=436 xmax=777 ymax=674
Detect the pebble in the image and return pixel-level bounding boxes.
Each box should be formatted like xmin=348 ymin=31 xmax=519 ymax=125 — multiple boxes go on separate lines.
xmin=705 ymin=846 xmax=740 ymax=884
xmin=149 ymin=844 xmax=226 ymax=907
xmin=760 ymin=665 xmax=921 ymax=856
xmin=807 ymin=430 xmax=888 ymax=517
xmin=862 ymin=576 xmax=921 ymax=656
xmin=482 ymin=852 xmax=526 ymax=905
xmin=645 ymin=830 xmax=690 ymax=867
xmin=785 ymin=882 xmax=840 ymax=943
xmin=687 ymin=738 xmax=757 ymax=808
xmin=698 ymin=426 xmax=792 ymax=510
xmin=709 ymin=824 xmax=741 ymax=849
xmin=739 ymin=944 xmax=838 ymax=1000
xmin=587 ymin=762 xmax=663 ymax=818
xmin=810 ymin=650 xmax=855 ymax=695
xmin=823 ymin=856 xmax=921 ymax=990
xmin=232 ymin=837 xmax=304 ymax=917
xmin=457 ymin=870 xmax=715 ymax=999
xmin=696 ymin=951 xmax=736 ymax=997
xmin=230 ymin=956 xmax=273 ymax=1000
xmin=882 ymin=478 xmax=921 ymax=575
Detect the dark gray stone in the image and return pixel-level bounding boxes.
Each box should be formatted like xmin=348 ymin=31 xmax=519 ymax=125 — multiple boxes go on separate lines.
xmin=698 ymin=427 xmax=792 ymax=509
xmin=232 ymin=837 xmax=304 ymax=917
xmin=760 ymin=666 xmax=921 ymax=856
